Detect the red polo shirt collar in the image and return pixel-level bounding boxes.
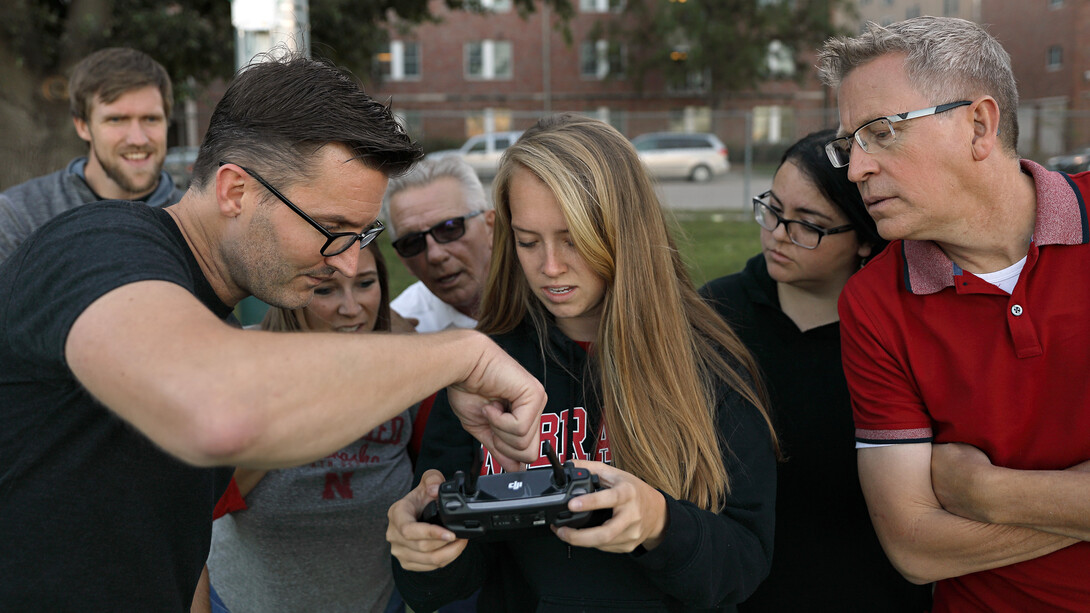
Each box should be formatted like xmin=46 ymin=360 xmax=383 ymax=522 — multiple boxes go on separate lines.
xmin=901 ymin=159 xmax=1090 ymax=295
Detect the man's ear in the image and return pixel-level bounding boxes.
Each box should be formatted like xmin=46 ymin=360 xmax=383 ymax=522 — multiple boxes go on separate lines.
xmin=483 ymin=209 xmax=496 ymax=234
xmin=73 ymin=116 xmax=92 ymax=144
xmin=216 ymin=164 xmax=249 ymax=219
xmin=858 ymin=241 xmax=873 ymax=260
xmin=970 ymin=96 xmax=1001 ymax=161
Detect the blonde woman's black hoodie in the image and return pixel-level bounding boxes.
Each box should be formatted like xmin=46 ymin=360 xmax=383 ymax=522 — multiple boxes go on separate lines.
xmin=393 ymin=318 xmax=777 ymax=612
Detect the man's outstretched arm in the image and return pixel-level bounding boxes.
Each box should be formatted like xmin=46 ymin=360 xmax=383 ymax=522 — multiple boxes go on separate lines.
xmin=66 ymin=280 xmax=544 ymax=471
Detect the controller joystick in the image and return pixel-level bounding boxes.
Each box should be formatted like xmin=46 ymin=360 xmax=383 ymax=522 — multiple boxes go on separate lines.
xmin=419 ymin=441 xmax=605 ymax=540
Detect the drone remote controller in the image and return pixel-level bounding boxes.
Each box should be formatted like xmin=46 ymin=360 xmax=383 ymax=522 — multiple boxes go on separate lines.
xmin=420 ymin=441 xmax=603 ymax=539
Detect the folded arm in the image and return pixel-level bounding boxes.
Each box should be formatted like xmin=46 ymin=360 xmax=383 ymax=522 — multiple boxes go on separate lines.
xmin=859 ymin=443 xmax=1076 ymax=584
xmin=66 ymin=280 xmax=544 ymax=470
xmin=932 ymin=442 xmax=1090 ymax=541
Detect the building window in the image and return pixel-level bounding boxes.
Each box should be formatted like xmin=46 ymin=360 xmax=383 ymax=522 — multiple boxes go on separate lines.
xmin=580 ymin=0 xmax=623 ymax=13
xmin=668 ymin=106 xmax=712 ymax=134
xmin=580 ymin=40 xmax=625 ymax=79
xmin=766 ymin=40 xmax=795 ymax=78
xmin=943 ymin=0 xmax=959 ymax=15
xmin=906 ymin=6 xmax=921 ymax=18
xmin=667 ymin=67 xmax=710 ymax=95
xmin=377 ymin=41 xmax=421 ymax=81
xmin=1047 ymin=45 xmax=1063 ymax=71
xmin=1049 ymin=0 xmax=1063 ymax=8
xmin=465 ymin=109 xmax=513 ymax=137
xmin=469 ymin=0 xmax=512 ymax=11
xmin=753 ymin=106 xmax=796 ymax=144
xmin=465 ymin=40 xmax=512 ymax=80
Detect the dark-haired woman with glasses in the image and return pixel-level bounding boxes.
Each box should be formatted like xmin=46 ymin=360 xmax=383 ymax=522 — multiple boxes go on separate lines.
xmin=701 ymin=130 xmax=931 ymax=612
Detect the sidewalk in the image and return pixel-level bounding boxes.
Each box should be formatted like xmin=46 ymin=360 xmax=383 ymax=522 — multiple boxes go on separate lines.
xmin=654 ymin=166 xmax=774 ymax=212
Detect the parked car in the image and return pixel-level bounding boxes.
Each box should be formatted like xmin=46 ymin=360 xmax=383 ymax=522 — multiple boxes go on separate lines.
xmin=426 ymin=131 xmax=523 ymax=178
xmin=163 ymin=146 xmax=200 ymax=189
xmin=1045 ymin=146 xmax=1090 ymax=174
xmin=631 ymin=132 xmax=730 ymax=182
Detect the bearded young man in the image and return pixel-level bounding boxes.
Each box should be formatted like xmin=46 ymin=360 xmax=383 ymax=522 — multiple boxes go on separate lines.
xmin=0 ymin=47 xmax=181 ymax=263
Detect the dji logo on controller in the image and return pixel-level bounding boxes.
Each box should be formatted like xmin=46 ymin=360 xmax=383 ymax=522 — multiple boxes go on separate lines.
xmin=507 ymin=480 xmax=523 ymax=491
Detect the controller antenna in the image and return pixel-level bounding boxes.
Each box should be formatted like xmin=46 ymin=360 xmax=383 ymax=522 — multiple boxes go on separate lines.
xmin=466 ymin=444 xmax=483 ymax=495
xmin=543 ymin=440 xmax=566 ymax=487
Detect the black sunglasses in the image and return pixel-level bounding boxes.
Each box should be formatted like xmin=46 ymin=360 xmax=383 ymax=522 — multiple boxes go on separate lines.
xmin=390 ymin=211 xmax=485 ymax=258
xmin=221 ymin=162 xmax=384 ymax=257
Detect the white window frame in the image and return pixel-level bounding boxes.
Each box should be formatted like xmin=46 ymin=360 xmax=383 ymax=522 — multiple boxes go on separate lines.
xmin=766 ymin=40 xmax=795 ymax=78
xmin=381 ymin=40 xmax=421 ymax=81
xmin=474 ymin=0 xmax=512 ymax=11
xmin=579 ymin=0 xmax=623 ymax=13
xmin=465 ymin=40 xmax=513 ymax=80
xmin=1047 ymin=45 xmax=1063 ymax=71
xmin=580 ymin=39 xmax=624 ymax=80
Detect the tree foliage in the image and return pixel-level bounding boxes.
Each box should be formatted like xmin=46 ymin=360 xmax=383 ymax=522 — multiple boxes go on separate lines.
xmin=611 ymin=0 xmax=853 ymax=103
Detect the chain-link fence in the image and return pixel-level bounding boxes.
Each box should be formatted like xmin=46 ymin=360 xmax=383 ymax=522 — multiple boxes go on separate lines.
xmin=397 ymin=105 xmax=1086 ymax=169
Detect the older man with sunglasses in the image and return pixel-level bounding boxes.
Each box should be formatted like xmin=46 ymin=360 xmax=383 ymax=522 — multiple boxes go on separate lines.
xmin=819 ymin=17 xmax=1090 ymax=612
xmin=383 ymin=156 xmax=495 ymax=332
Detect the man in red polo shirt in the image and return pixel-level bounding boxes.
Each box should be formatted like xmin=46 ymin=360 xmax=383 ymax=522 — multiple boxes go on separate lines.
xmin=817 ymin=16 xmax=1090 ymax=611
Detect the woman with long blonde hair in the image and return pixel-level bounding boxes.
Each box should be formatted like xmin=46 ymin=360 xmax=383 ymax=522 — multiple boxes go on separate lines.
xmin=389 ymin=114 xmax=778 ymax=611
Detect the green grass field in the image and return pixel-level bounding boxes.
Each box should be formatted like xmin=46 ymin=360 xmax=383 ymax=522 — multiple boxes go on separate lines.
xmin=379 ymin=210 xmax=762 ymax=296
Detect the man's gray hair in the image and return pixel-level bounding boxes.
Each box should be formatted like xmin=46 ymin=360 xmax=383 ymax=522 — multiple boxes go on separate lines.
xmin=817 ymin=16 xmax=1019 ymax=154
xmin=381 ymin=155 xmax=491 ymax=239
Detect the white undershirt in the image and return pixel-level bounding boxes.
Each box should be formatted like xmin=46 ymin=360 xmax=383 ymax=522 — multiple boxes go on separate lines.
xmin=974 ymin=255 xmax=1027 ymax=294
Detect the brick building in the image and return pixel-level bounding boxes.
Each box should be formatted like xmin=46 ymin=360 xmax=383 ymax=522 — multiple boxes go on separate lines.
xmin=983 ymin=0 xmax=1090 ymax=156
xmin=367 ymin=0 xmax=836 ymax=160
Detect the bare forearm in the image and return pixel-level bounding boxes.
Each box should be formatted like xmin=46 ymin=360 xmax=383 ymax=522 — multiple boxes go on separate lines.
xmin=954 ymin=464 xmax=1090 ymax=541
xmin=206 ymin=329 xmax=489 ymax=465
xmin=860 ymin=445 xmax=1076 ymax=584
xmin=871 ymin=500 xmax=1074 ymax=583
xmin=932 ymin=443 xmax=1090 ymax=541
xmin=69 ymin=282 xmax=541 ymax=471
xmin=70 ymin=290 xmax=488 ymax=467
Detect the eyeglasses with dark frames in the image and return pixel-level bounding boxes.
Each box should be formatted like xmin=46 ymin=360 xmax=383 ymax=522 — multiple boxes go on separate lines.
xmin=824 ymin=100 xmax=972 ymax=169
xmin=221 ymin=162 xmax=384 ymax=257
xmin=753 ymin=191 xmax=854 ymax=250
xmin=390 ymin=211 xmax=485 ymax=258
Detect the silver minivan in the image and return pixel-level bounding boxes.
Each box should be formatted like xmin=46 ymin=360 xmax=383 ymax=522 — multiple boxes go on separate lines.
xmin=631 ymin=132 xmax=730 ymax=182
xmin=427 ymin=131 xmax=523 ymax=178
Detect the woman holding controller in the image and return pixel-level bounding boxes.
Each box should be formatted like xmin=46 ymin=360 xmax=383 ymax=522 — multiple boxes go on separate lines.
xmin=388 ymin=114 xmax=779 ymax=612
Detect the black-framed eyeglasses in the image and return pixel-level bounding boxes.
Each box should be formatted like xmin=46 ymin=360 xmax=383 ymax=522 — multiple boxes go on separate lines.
xmin=824 ymin=100 xmax=972 ymax=169
xmin=753 ymin=191 xmax=854 ymax=250
xmin=221 ymin=162 xmax=385 ymax=257
xmin=390 ymin=211 xmax=485 ymax=258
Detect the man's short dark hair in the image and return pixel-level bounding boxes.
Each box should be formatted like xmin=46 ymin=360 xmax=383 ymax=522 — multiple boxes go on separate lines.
xmin=190 ymin=54 xmax=422 ymax=191
xmin=69 ymin=47 xmax=173 ymax=121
